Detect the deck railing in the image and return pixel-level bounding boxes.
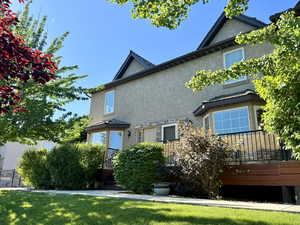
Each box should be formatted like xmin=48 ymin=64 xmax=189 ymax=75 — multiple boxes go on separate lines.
xmin=163 ymin=130 xmax=293 ymax=165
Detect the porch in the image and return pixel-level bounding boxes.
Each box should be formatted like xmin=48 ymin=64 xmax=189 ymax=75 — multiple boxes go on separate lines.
xmin=163 ymin=129 xmax=300 ymax=203
xmin=163 ymin=129 xmax=294 ymax=165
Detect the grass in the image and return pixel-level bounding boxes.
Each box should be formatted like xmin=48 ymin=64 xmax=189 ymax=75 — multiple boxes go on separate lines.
xmin=0 ymin=191 xmax=299 ymax=225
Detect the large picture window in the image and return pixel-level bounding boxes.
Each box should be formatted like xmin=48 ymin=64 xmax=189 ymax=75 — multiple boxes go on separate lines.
xmin=213 ymin=107 xmax=250 ymax=134
xmin=224 ymin=48 xmax=246 ymax=84
xmin=104 ymin=90 xmax=115 ymax=114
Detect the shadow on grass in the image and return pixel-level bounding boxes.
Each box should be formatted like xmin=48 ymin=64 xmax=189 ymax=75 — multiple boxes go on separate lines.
xmin=0 ymin=191 xmax=297 ymax=225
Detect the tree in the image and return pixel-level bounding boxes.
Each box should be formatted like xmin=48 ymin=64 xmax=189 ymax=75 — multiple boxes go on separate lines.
xmin=186 ymin=10 xmax=300 ymax=157
xmin=109 ymin=0 xmax=249 ymax=29
xmin=0 ymin=1 xmax=88 ymax=145
xmin=0 ymin=0 xmax=57 ymax=113
xmin=59 ymin=116 xmax=89 ymax=144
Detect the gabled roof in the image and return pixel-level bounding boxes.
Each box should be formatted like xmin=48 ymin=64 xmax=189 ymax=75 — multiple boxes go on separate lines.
xmin=193 ymin=89 xmax=264 ymax=116
xmin=197 ymin=12 xmax=267 ymax=50
xmin=113 ymin=51 xmax=155 ymax=80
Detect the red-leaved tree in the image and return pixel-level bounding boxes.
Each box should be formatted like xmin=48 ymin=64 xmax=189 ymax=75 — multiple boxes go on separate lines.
xmin=0 ymin=0 xmax=57 ymax=113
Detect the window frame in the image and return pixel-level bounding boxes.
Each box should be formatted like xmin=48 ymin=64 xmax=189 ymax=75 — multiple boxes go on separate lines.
xmin=161 ymin=123 xmax=178 ymax=142
xmin=212 ymin=106 xmax=250 ymax=134
xmin=104 ymin=90 xmax=115 ymax=115
xmin=223 ymin=47 xmax=247 ymax=84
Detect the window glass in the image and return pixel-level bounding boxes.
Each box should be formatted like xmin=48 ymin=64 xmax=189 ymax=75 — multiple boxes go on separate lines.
xmin=163 ymin=125 xmax=176 ymax=142
xmin=109 ymin=131 xmax=123 ymax=150
xmin=224 ymin=49 xmax=246 ymax=83
xmin=91 ymin=132 xmax=106 ymax=145
xmin=104 ymin=91 xmax=115 ymax=114
xmin=213 ymin=107 xmax=250 ymax=134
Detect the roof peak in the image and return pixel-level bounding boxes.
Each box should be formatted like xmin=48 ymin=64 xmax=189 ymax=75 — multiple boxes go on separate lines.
xmin=113 ymin=51 xmax=155 ymax=81
xmin=197 ymin=11 xmax=266 ymax=50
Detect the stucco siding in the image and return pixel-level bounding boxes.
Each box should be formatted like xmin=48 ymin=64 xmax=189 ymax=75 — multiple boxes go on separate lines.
xmin=210 ymin=19 xmax=255 ymax=45
xmin=0 ymin=141 xmax=55 ymax=170
xmin=89 ymin=42 xmax=274 ymax=147
xmin=122 ymin=59 xmax=146 ymax=79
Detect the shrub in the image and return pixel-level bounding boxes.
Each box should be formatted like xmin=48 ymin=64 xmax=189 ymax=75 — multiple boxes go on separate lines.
xmin=174 ymin=123 xmax=232 ymax=199
xmin=47 ymin=143 xmax=105 ymax=190
xmin=113 ymin=143 xmax=164 ymax=193
xmin=19 ymin=143 xmax=105 ymax=190
xmin=47 ymin=144 xmax=85 ymax=189
xmin=77 ymin=143 xmax=105 ymax=187
xmin=18 ymin=149 xmax=51 ymax=189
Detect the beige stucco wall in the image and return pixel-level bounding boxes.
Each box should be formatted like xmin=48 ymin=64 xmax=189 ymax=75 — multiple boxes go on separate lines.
xmin=89 ymin=42 xmax=273 ymax=148
xmin=210 ymin=19 xmax=255 ymax=44
xmin=0 ymin=141 xmax=55 ymax=171
xmin=122 ymin=59 xmax=146 ymax=79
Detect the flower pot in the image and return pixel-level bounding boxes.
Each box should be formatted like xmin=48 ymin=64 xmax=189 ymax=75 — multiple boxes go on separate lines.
xmin=153 ymin=182 xmax=170 ymax=196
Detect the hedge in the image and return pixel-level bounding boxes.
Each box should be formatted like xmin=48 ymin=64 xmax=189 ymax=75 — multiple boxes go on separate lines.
xmin=113 ymin=142 xmax=164 ymax=193
xmin=18 ymin=143 xmax=105 ymax=190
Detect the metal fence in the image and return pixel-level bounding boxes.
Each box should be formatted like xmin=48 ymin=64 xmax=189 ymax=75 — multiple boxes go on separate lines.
xmin=220 ymin=130 xmax=293 ymax=163
xmin=0 ymin=169 xmax=24 ymax=188
xmin=163 ymin=130 xmax=293 ymax=165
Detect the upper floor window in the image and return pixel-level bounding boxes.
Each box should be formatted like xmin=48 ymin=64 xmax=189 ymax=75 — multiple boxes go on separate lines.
xmin=104 ymin=90 xmax=115 ymax=114
xmin=223 ymin=48 xmax=246 ymax=84
xmin=213 ymin=107 xmax=250 ymax=134
xmin=162 ymin=124 xmax=178 ymax=142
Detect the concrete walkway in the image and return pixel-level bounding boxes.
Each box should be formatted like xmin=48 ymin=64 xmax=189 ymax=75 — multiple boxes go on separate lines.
xmin=19 ymin=189 xmax=299 ymax=214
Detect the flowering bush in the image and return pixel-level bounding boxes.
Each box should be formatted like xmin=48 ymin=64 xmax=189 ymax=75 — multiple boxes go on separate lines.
xmin=174 ymin=123 xmax=232 ymax=199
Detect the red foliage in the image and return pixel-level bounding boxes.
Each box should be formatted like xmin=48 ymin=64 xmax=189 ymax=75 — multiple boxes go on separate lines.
xmin=0 ymin=0 xmax=58 ymax=113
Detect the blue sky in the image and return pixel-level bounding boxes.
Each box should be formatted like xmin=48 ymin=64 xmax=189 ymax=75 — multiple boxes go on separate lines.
xmin=12 ymin=0 xmax=297 ymax=117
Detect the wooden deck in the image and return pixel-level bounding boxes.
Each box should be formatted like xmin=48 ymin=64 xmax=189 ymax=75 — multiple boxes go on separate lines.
xmin=221 ymin=161 xmax=300 ymax=186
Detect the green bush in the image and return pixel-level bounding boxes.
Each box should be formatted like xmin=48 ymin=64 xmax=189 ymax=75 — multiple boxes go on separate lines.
xmin=113 ymin=143 xmax=164 ymax=193
xmin=77 ymin=143 xmax=105 ymax=187
xmin=18 ymin=143 xmax=105 ymax=190
xmin=18 ymin=149 xmax=51 ymax=189
xmin=47 ymin=144 xmax=85 ymax=190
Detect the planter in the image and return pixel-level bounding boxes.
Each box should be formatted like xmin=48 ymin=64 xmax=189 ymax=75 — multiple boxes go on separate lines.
xmin=153 ymin=182 xmax=170 ymax=196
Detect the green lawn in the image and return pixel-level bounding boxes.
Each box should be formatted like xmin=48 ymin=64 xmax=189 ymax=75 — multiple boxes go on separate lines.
xmin=0 ymin=191 xmax=299 ymax=225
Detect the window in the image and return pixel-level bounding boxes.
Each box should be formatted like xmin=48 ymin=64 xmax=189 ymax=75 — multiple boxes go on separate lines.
xmin=162 ymin=124 xmax=178 ymax=142
xmin=223 ymin=48 xmax=246 ymax=84
xmin=104 ymin=91 xmax=115 ymax=114
xmin=91 ymin=132 xmax=106 ymax=145
xmin=213 ymin=107 xmax=250 ymax=134
xmin=109 ymin=131 xmax=123 ymax=150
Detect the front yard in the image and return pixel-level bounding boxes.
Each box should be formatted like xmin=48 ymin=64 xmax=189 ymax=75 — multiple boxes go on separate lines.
xmin=0 ymin=191 xmax=299 ymax=225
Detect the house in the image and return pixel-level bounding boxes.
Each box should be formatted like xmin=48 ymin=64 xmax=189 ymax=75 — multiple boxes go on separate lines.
xmin=87 ymin=12 xmax=271 ymax=154
xmin=87 ymin=7 xmax=300 ymax=203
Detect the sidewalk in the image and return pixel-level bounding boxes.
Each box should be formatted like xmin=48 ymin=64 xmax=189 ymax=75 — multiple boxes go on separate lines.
xmin=25 ymin=189 xmax=300 ymax=214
